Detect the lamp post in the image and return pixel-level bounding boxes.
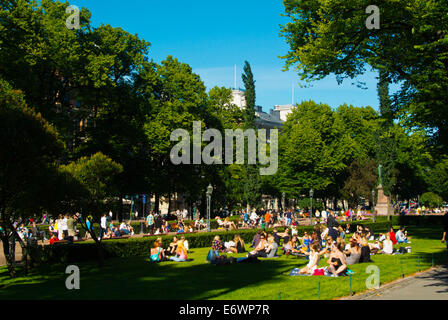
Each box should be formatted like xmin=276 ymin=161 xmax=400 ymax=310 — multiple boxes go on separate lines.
xmin=372 ymin=189 xmax=376 ymax=223
xmin=309 ymin=189 xmax=314 ymax=226
xmin=206 ymin=184 xmax=213 ymax=232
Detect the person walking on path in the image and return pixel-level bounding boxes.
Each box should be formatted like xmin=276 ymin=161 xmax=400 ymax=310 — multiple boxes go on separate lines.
xmin=146 ymin=211 xmax=154 ymax=235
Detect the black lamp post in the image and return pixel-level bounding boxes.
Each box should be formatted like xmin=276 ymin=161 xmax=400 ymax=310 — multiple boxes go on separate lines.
xmin=309 ymin=189 xmax=314 ymax=226
xmin=206 ymin=184 xmax=213 ymax=232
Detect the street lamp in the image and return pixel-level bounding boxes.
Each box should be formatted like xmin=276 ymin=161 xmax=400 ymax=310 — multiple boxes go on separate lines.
xmin=206 ymin=184 xmax=213 ymax=232
xmin=372 ymin=189 xmax=376 ymax=223
xmin=309 ymin=189 xmax=314 ymax=226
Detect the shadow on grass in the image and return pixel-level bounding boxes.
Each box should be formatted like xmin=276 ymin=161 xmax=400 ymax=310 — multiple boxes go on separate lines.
xmin=0 ymin=253 xmax=309 ymax=300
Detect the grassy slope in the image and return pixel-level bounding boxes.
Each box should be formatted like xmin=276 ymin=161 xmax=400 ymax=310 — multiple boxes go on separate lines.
xmin=0 ymin=226 xmax=446 ymax=300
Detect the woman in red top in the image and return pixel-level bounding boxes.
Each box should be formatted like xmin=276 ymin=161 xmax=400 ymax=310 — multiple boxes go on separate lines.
xmin=389 ymin=227 xmax=397 ymax=245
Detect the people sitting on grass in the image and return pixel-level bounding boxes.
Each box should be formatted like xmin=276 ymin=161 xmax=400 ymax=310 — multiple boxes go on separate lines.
xmin=225 ymin=234 xmax=246 ymax=254
xmin=119 ymin=221 xmax=134 ymax=236
xmin=359 ymin=237 xmax=372 ymax=263
xmin=344 ymin=238 xmax=361 ymax=265
xmin=283 ymin=236 xmax=301 ymax=256
xmin=224 ymin=217 xmax=238 ymax=230
xmin=273 ymin=228 xmax=289 ymax=247
xmin=113 ymin=226 xmax=122 ymax=238
xmin=388 ymin=227 xmax=398 ymax=245
xmin=338 ymin=226 xmax=345 ymax=240
xmin=212 ymin=235 xmax=224 ymax=252
xmin=299 ymin=242 xmax=322 ymax=275
xmin=169 ymin=240 xmax=188 ymax=262
xmin=194 ymin=218 xmax=206 ymax=230
xmin=264 ymin=235 xmax=279 ymax=258
xmin=168 ymin=236 xmax=179 ymax=255
xmin=364 ymin=226 xmax=374 ymax=241
xmin=383 ymin=233 xmax=394 ymax=254
xmin=177 ymin=220 xmax=185 ymax=233
xmin=345 ymin=224 xmax=351 ymax=234
xmin=327 ymin=242 xmax=347 ymax=277
xmin=248 ymin=233 xmax=268 ymax=257
xmin=180 ymin=236 xmax=189 ymax=252
xmin=396 ymin=227 xmax=411 ymax=243
xmin=297 ymin=231 xmax=312 ymax=253
xmin=150 ymin=241 xmax=164 ymax=262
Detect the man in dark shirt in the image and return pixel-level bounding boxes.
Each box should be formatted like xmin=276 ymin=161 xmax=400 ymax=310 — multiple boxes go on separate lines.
xmin=327 ymin=211 xmax=339 ymax=240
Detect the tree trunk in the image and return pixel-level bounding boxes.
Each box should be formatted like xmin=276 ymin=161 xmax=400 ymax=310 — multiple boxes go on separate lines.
xmin=118 ymin=196 xmax=123 ymax=222
xmin=167 ymin=192 xmax=172 ymax=215
xmin=1 ymin=235 xmax=15 ymax=278
xmin=155 ymin=193 xmax=160 ymax=213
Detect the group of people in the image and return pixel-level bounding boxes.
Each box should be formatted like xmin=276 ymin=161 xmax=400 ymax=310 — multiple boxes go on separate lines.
xmin=296 ymin=224 xmax=412 ymax=276
xmin=149 ymin=235 xmax=190 ymax=262
xmin=48 ymin=214 xmax=79 ymax=244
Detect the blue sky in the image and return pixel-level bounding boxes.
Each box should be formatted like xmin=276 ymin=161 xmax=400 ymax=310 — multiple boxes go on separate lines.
xmin=74 ymin=0 xmax=387 ymax=113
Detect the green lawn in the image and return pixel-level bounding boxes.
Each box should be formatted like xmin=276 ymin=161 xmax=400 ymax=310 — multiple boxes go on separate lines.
xmin=1 ymin=226 xmax=447 ymax=300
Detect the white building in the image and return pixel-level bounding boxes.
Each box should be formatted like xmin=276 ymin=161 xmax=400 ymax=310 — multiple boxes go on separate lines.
xmin=231 ymin=89 xmax=246 ymax=109
xmin=273 ymin=104 xmax=295 ymax=122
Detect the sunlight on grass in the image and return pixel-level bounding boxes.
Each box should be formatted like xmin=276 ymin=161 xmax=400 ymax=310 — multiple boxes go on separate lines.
xmin=0 ymin=226 xmax=446 ymax=300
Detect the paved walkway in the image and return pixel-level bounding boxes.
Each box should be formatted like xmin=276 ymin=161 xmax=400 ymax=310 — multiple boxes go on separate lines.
xmin=342 ymin=265 xmax=448 ymax=300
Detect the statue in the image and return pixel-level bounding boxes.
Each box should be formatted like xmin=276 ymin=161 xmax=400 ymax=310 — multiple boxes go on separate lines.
xmin=378 ymin=164 xmax=382 ymax=186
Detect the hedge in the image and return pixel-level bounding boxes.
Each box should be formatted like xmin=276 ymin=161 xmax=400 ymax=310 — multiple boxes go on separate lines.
xmin=29 ymin=220 xmax=392 ymax=265
xmin=33 ymin=215 xmax=242 ymax=238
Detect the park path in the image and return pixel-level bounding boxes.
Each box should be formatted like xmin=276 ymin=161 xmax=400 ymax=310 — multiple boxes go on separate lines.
xmin=341 ymin=265 xmax=448 ymax=300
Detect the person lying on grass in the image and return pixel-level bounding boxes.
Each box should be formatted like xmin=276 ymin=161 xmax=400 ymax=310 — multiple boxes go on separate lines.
xmin=224 ymin=217 xmax=238 ymax=230
xmin=299 ymin=242 xmax=323 ymax=275
xmin=327 ymin=242 xmax=347 ymax=277
xmin=169 ymin=240 xmax=188 ymax=262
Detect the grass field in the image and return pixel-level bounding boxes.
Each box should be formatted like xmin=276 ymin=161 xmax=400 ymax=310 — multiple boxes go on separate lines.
xmin=1 ymin=226 xmax=447 ymax=300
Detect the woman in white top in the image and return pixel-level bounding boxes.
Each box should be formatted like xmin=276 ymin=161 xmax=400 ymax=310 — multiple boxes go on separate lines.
xmin=299 ymin=242 xmax=321 ymax=274
xmin=291 ymin=225 xmax=298 ymax=236
xmin=382 ymin=233 xmax=394 ymax=254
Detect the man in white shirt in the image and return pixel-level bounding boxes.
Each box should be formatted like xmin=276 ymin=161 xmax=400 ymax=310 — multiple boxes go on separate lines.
xmin=60 ymin=215 xmax=68 ymax=239
xmin=100 ymin=214 xmax=107 ymax=238
xmin=119 ymin=222 xmax=130 ymax=235
xmin=396 ymin=227 xmax=410 ymax=243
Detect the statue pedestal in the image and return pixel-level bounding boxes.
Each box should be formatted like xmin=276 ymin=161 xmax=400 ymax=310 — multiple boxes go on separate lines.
xmin=375 ymin=184 xmax=393 ymax=216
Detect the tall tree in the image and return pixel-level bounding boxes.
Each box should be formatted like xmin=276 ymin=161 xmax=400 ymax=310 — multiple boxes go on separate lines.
xmin=0 ymin=79 xmax=64 ymax=277
xmin=241 ymin=61 xmax=261 ymax=209
xmin=280 ymin=0 xmax=448 ymax=150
